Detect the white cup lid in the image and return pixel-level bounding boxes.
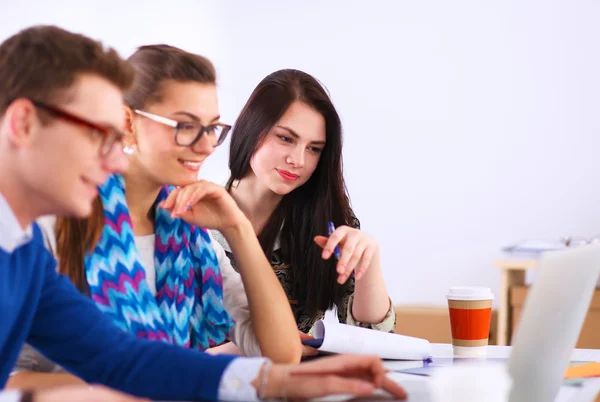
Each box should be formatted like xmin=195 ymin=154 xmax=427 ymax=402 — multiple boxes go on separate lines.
xmin=447 ymin=286 xmax=494 ymax=301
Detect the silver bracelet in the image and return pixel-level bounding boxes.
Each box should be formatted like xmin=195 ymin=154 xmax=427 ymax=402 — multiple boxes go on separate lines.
xmin=258 ymin=360 xmax=273 ymax=400
xmin=281 ymin=368 xmax=288 ymax=402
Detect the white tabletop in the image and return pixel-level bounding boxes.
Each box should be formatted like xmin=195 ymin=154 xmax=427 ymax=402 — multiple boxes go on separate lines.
xmin=160 ymin=345 xmax=600 ymax=401
xmin=380 ymin=344 xmax=600 ymax=402
xmin=429 ymin=343 xmax=600 ymax=361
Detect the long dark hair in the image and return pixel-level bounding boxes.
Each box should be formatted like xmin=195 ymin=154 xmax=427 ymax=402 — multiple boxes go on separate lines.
xmin=226 ymin=69 xmax=353 ymax=315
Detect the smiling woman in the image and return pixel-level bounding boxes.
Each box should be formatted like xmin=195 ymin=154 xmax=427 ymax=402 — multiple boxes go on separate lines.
xmin=8 ymin=45 xmax=301 ymax=391
xmin=251 ymin=100 xmax=326 ymax=193
xmin=216 ymin=69 xmax=396 ymax=342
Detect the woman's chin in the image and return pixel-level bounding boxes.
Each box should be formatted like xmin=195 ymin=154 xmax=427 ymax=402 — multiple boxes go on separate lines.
xmin=268 ymin=183 xmax=296 ymax=196
xmin=163 ymin=171 xmax=200 ymax=187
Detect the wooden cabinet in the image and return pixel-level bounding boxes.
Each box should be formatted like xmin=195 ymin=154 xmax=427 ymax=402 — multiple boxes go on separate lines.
xmin=511 ymin=286 xmax=600 ymax=349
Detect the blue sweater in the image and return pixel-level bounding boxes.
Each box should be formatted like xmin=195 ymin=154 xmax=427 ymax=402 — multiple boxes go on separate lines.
xmin=0 ymin=225 xmax=237 ymax=401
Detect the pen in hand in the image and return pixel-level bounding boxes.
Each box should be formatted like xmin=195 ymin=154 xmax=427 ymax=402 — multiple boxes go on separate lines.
xmin=328 ymin=222 xmax=342 ymax=260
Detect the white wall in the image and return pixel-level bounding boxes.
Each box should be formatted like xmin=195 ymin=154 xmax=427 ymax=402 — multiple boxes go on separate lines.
xmin=2 ymin=0 xmax=599 ymax=307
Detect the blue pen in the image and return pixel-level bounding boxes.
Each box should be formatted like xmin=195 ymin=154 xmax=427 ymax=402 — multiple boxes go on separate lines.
xmin=327 ymin=222 xmax=342 ymax=260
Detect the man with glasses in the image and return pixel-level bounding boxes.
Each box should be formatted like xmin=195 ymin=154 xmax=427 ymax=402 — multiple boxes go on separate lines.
xmin=0 ymin=25 xmax=407 ymax=402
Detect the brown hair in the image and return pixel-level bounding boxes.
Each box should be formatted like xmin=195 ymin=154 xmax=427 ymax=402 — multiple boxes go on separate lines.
xmin=0 ymin=25 xmax=134 ymax=116
xmin=55 ymin=44 xmax=217 ymax=292
xmin=55 ymin=198 xmax=104 ymax=291
xmin=124 ymin=44 xmax=216 ymax=110
xmin=226 ymin=69 xmax=353 ymax=315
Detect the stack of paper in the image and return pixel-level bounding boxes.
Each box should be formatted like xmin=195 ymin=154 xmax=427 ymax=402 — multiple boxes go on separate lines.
xmin=306 ymin=320 xmax=432 ymax=361
xmin=502 ymin=239 xmax=566 ymax=254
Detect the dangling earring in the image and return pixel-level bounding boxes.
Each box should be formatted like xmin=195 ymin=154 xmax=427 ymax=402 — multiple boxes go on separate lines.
xmin=123 ymin=145 xmax=134 ymax=155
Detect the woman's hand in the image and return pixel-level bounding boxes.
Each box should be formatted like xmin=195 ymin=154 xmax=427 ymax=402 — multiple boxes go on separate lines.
xmin=159 ymin=180 xmax=247 ymax=232
xmin=298 ymin=331 xmax=319 ymax=357
xmin=314 ymin=226 xmax=380 ymax=284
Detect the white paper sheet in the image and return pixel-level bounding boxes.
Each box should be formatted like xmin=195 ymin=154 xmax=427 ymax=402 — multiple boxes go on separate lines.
xmin=313 ymin=320 xmax=432 ymax=360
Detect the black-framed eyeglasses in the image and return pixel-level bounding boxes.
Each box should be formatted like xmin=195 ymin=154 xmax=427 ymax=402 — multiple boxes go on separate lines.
xmin=32 ymin=101 xmax=125 ymax=158
xmin=134 ymin=109 xmax=231 ymax=147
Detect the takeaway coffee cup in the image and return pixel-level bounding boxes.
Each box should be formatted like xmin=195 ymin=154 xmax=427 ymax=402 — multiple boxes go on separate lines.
xmin=447 ymin=286 xmax=494 ymax=358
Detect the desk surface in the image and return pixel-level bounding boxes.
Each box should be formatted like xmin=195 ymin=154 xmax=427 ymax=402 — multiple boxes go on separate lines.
xmin=160 ymin=345 xmax=600 ymax=402
xmin=382 ymin=344 xmax=600 ymax=402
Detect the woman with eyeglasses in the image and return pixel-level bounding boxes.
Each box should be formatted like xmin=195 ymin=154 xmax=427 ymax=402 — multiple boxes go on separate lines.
xmin=213 ymin=70 xmax=395 ymax=352
xmin=7 ymin=45 xmax=301 ymax=390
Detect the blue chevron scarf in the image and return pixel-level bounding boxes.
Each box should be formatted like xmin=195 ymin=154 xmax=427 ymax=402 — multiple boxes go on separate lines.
xmin=84 ymin=174 xmax=233 ymax=349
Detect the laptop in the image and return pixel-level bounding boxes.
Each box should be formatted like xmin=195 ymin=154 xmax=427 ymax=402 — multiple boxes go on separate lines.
xmin=391 ymin=243 xmax=600 ymax=402
xmin=507 ymin=243 xmax=600 ymax=401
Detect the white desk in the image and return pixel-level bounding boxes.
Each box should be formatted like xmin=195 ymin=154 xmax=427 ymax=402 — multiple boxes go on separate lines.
xmin=161 ymin=344 xmax=600 ymax=401
xmin=379 ymin=344 xmax=600 ymax=402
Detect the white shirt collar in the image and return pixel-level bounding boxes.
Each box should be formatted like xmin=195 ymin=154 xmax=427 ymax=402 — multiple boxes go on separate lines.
xmin=0 ymin=191 xmax=33 ymax=252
